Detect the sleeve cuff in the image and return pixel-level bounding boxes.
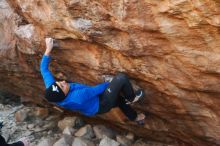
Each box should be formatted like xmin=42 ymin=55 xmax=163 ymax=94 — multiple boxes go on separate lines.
xmin=43 ymin=54 xmax=51 ymax=58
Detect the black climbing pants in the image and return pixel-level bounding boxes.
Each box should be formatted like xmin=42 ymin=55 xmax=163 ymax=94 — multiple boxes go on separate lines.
xmin=0 ymin=135 xmax=24 ymax=146
xmin=98 ymin=73 xmax=137 ymax=121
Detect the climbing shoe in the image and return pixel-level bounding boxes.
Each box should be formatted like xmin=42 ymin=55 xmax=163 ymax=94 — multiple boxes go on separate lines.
xmin=135 ymin=113 xmax=146 ymax=125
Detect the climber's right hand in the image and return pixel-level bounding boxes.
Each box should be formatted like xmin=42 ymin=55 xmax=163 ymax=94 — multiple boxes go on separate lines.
xmin=45 ymin=37 xmax=54 ymax=56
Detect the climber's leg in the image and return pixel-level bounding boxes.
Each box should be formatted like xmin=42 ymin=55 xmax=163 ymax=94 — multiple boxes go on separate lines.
xmin=98 ymin=73 xmax=135 ymax=113
xmin=117 ymin=96 xmax=137 ymax=121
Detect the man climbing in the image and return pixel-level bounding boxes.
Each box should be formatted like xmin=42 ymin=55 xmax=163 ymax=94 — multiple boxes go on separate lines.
xmin=40 ymin=38 xmax=146 ymax=125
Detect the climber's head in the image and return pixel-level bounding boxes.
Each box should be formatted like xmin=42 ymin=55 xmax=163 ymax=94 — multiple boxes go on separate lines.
xmin=56 ymin=80 xmax=70 ymax=95
xmin=45 ymin=81 xmax=70 ymax=102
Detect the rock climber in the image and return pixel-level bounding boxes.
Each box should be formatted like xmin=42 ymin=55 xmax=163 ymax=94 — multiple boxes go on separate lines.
xmin=40 ymin=38 xmax=146 ymax=125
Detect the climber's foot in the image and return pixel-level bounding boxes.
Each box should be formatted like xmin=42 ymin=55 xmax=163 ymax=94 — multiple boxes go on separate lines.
xmin=135 ymin=113 xmax=146 ymax=125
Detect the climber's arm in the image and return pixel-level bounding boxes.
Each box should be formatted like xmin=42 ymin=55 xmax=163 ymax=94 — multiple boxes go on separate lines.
xmin=40 ymin=38 xmax=56 ymax=88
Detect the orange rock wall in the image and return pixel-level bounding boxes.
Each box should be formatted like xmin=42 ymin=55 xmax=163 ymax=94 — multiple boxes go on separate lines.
xmin=1 ymin=0 xmax=220 ymax=145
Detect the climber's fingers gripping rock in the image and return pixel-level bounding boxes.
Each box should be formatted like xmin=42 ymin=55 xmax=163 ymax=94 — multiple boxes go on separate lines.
xmin=45 ymin=37 xmax=54 ymax=56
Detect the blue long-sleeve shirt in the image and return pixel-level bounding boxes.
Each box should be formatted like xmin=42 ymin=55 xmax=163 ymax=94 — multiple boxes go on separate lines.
xmin=40 ymin=55 xmax=109 ymax=116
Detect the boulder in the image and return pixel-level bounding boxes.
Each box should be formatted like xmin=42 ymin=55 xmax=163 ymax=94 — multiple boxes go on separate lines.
xmin=72 ymin=137 xmax=95 ymax=146
xmin=116 ymin=135 xmax=133 ymax=146
xmin=99 ymin=136 xmax=120 ymax=146
xmin=125 ymin=132 xmax=134 ymax=141
xmin=15 ymin=109 xmax=29 ymax=122
xmin=93 ymin=125 xmax=116 ymax=139
xmin=58 ymin=117 xmax=83 ymax=131
xmin=37 ymin=138 xmax=55 ymax=146
xmin=53 ymin=135 xmax=73 ymax=146
xmin=74 ymin=124 xmax=95 ymax=139
xmin=63 ymin=127 xmax=76 ymax=136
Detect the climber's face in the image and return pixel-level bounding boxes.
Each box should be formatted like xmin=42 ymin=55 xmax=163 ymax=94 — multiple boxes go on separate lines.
xmin=56 ymin=80 xmax=70 ymax=95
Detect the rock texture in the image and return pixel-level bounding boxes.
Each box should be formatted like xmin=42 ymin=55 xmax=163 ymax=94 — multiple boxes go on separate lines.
xmin=1 ymin=94 xmax=164 ymax=146
xmin=0 ymin=0 xmax=220 ymax=146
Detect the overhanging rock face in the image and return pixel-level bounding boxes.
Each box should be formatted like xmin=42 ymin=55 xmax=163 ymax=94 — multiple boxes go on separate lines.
xmin=1 ymin=0 xmax=220 ymax=145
